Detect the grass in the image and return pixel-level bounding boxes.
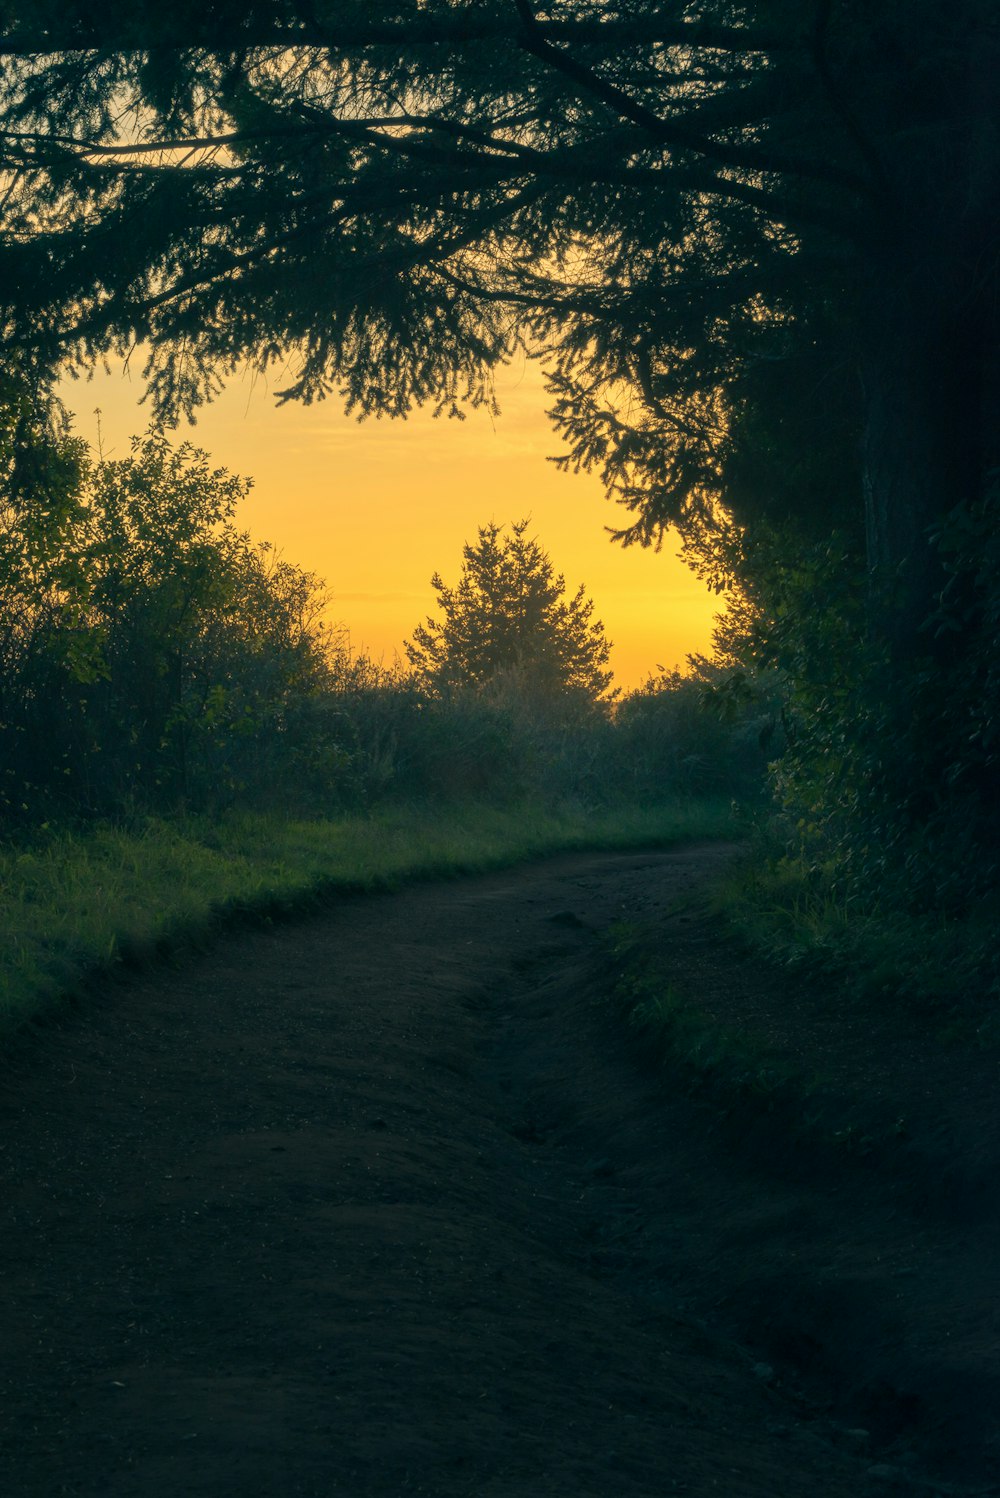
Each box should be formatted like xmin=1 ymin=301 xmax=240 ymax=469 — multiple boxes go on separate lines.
xmin=610 ymin=921 xmax=817 ymax=1111
xmin=0 ymin=795 xmax=738 ymax=1039
xmin=607 ymin=922 xmax=909 ymax=1167
xmin=713 ymin=847 xmax=1000 ymax=1038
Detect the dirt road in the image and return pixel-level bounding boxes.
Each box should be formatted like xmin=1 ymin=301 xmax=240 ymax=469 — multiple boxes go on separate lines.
xmin=0 ymin=846 xmax=993 ymax=1496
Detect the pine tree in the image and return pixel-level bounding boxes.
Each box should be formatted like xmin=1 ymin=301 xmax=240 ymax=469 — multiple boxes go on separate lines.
xmin=406 ymin=521 xmax=613 ymax=705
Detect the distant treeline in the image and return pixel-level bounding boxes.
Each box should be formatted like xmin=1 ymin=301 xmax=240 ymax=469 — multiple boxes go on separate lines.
xmin=0 ymin=421 xmax=769 ymax=829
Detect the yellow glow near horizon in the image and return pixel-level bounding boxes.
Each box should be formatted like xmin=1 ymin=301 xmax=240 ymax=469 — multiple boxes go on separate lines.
xmin=58 ymin=357 xmax=720 ymax=689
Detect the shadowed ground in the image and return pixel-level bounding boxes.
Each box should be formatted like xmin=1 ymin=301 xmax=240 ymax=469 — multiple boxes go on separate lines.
xmin=1 ymin=846 xmax=995 ymax=1496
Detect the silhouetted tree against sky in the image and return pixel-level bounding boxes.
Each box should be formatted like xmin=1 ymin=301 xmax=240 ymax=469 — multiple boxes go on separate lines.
xmin=0 ymin=0 xmax=997 ymax=907
xmin=0 ymin=421 xmax=340 ymax=817
xmin=406 ymin=519 xmax=614 ymax=704
xmin=0 ymin=1 xmax=996 ymax=645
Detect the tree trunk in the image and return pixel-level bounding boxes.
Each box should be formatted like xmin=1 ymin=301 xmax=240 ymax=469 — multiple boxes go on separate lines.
xmin=861 ymin=253 xmax=995 ymax=659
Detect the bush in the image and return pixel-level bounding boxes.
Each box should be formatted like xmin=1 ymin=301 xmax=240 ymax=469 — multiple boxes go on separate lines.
xmin=0 ymin=429 xmax=346 ymax=823
xmin=611 ymin=664 xmax=775 ymax=803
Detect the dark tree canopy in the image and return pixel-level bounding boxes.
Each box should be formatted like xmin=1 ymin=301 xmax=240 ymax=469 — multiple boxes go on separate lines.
xmin=406 ymin=519 xmax=614 ymax=704
xmin=0 ymin=1 xmax=996 ymax=638
xmin=2 ymin=1 xmax=999 ymax=909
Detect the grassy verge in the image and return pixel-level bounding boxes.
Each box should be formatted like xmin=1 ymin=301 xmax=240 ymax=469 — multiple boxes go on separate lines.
xmin=608 ymin=923 xmax=909 ymax=1168
xmin=713 ymin=849 xmax=1000 ymax=1038
xmin=0 ymin=796 xmax=737 ymax=1039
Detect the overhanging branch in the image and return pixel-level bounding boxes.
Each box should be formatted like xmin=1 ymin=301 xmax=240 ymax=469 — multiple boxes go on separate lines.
xmin=0 ymin=12 xmax=797 ymax=59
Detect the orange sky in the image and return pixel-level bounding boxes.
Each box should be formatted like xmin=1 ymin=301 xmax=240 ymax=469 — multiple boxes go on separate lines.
xmin=59 ymin=355 xmax=720 ymax=690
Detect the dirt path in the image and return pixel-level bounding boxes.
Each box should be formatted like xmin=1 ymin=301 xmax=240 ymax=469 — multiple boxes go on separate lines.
xmin=0 ymin=846 xmax=994 ymax=1496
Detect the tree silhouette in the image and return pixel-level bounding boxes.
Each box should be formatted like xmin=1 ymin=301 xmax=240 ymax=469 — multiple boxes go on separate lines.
xmin=406 ymin=521 xmax=614 ymax=706
xmin=0 ymin=1 xmax=995 ymax=648
xmin=0 ymin=422 xmax=338 ymax=818
xmin=1 ymin=1 xmax=998 ymax=886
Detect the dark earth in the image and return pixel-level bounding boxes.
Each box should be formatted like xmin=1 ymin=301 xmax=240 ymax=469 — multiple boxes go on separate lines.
xmin=2 ymin=844 xmax=998 ymax=1496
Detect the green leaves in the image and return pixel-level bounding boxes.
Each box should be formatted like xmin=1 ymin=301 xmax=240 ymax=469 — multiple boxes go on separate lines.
xmin=0 ymin=416 xmax=339 ymax=822
xmin=405 ymin=518 xmax=615 ymax=708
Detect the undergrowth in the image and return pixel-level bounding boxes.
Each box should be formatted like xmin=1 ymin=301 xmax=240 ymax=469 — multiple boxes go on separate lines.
xmin=0 ymin=796 xmax=737 ymax=1039
xmin=608 ymin=922 xmax=910 ymax=1166
xmin=713 ymin=837 xmax=1000 ymax=1040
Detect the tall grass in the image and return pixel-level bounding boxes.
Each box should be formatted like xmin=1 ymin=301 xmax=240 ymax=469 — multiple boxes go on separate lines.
xmin=0 ymin=797 xmax=738 ymax=1038
xmin=715 ymin=841 xmax=1000 ymax=1033
xmin=608 ymin=923 xmax=914 ymax=1167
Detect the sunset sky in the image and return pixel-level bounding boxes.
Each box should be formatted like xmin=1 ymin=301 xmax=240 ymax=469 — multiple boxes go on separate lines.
xmin=59 ymin=355 xmax=720 ymax=690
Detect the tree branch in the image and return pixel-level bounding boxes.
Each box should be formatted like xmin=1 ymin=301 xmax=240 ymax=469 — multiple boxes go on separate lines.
xmin=512 ymin=0 xmax=869 ymax=199
xmin=0 ymin=11 xmax=796 ymax=59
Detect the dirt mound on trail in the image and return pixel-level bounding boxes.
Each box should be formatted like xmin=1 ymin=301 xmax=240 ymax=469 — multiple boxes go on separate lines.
xmin=1 ymin=845 xmax=996 ymax=1496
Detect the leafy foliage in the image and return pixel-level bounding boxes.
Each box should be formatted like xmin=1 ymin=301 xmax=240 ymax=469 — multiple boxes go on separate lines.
xmin=613 ymin=662 xmax=778 ymax=804
xmin=1 ymin=2 xmax=998 ymax=919
xmin=0 ymin=419 xmax=342 ymax=820
xmin=702 ymin=469 xmax=1000 ymax=926
xmin=0 ymin=5 xmax=994 ymax=555
xmin=406 ymin=520 xmax=614 ymax=707
xmin=0 ymin=2 xmax=994 ymax=934
xmin=0 ymin=401 xmax=762 ymax=828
